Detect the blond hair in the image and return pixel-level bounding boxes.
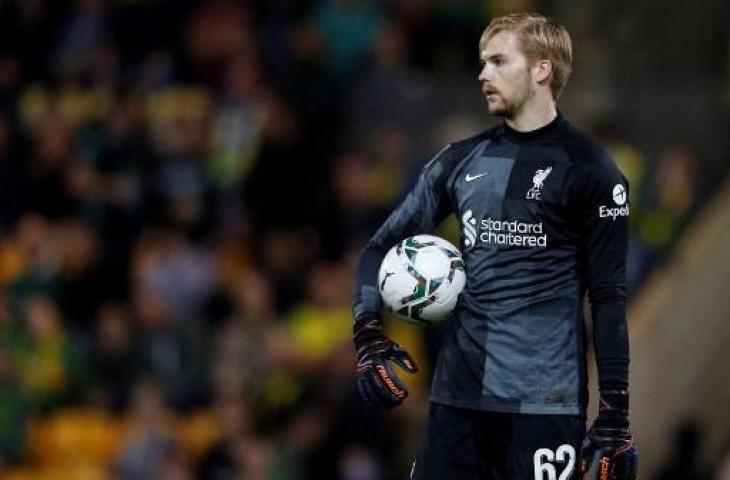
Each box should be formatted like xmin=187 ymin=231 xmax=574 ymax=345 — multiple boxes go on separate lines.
xmin=480 ymin=13 xmax=573 ymax=98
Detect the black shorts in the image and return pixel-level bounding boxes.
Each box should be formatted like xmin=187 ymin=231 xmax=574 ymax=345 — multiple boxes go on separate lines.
xmin=411 ymin=402 xmax=585 ymax=480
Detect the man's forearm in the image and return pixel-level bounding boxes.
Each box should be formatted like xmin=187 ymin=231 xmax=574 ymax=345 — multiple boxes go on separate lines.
xmin=352 ymin=245 xmax=388 ymax=324
xmin=591 ymin=286 xmax=630 ymax=392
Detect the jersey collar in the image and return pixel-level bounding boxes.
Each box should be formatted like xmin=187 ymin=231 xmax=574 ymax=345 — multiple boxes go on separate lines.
xmin=501 ymin=111 xmax=566 ymax=143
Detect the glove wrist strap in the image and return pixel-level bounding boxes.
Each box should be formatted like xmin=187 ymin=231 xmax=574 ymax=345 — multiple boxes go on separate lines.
xmin=597 ymin=389 xmax=630 ymax=427
xmin=354 ymin=316 xmax=387 ymax=360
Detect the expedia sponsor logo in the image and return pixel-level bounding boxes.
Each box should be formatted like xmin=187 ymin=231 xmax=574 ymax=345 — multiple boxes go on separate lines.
xmin=613 ymin=183 xmax=627 ymax=205
xmin=479 ymin=217 xmax=547 ymax=248
xmin=598 ymin=183 xmax=630 ymax=220
xmin=599 ymin=204 xmax=630 ymax=220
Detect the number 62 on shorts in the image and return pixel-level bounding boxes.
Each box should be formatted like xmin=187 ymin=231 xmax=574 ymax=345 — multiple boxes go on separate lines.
xmin=534 ymin=445 xmax=576 ymax=480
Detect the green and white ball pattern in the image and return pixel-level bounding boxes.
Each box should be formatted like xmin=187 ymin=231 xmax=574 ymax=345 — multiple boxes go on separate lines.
xmin=378 ymin=234 xmax=466 ymax=326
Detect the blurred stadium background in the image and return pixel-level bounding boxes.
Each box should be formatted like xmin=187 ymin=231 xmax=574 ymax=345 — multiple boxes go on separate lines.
xmin=0 ymin=0 xmax=727 ymax=479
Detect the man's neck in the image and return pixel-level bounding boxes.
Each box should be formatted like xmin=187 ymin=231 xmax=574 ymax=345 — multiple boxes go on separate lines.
xmin=505 ymin=99 xmax=558 ymax=132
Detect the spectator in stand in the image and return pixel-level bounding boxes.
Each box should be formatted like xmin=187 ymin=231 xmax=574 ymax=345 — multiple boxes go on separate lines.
xmin=89 ymin=302 xmax=135 ymax=412
xmin=0 ymin=340 xmax=27 ymax=466
xmin=13 ymin=295 xmax=83 ymax=413
xmin=115 ymin=378 xmax=178 ymax=480
xmin=209 ymin=269 xmax=280 ymax=401
xmin=308 ymin=0 xmax=385 ymax=81
xmin=196 ymin=389 xmax=252 ymax=480
xmin=639 ymin=145 xmax=703 ymax=265
xmin=129 ymin=282 xmax=208 ymax=410
xmin=0 ymin=115 xmax=30 ymax=230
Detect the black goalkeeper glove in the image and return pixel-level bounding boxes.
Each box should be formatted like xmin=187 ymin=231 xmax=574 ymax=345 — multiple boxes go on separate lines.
xmin=580 ymin=390 xmax=638 ymax=480
xmin=354 ymin=317 xmax=418 ymax=408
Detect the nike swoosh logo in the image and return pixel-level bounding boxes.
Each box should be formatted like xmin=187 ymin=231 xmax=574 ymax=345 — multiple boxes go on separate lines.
xmin=465 ymin=172 xmax=489 ymax=182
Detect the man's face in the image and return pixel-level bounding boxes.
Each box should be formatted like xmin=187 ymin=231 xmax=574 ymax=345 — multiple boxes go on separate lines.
xmin=478 ymin=31 xmax=535 ymax=118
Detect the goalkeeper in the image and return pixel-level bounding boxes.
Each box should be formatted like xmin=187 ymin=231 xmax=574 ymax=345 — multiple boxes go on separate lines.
xmin=352 ymin=13 xmax=637 ymax=480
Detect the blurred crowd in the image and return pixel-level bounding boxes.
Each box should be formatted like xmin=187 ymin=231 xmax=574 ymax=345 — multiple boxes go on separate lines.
xmin=0 ymin=0 xmax=726 ymax=479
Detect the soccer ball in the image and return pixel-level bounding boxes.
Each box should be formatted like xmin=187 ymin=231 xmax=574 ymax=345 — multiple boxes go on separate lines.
xmin=378 ymin=234 xmax=466 ymax=326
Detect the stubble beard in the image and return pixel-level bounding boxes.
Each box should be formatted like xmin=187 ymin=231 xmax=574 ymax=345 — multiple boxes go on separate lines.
xmin=489 ymin=96 xmax=515 ymax=118
xmin=487 ymin=73 xmax=535 ymax=120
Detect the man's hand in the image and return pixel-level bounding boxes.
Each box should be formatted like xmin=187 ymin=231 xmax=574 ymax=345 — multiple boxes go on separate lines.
xmin=580 ymin=390 xmax=638 ymax=480
xmin=354 ymin=318 xmax=418 ymax=408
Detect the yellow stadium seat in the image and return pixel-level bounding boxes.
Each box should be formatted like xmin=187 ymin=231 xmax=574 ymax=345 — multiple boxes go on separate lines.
xmin=173 ymin=409 xmax=220 ymax=459
xmin=28 ymin=408 xmax=123 ymax=466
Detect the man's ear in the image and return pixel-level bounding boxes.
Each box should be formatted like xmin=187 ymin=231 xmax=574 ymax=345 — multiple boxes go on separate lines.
xmin=533 ymin=59 xmax=552 ymax=85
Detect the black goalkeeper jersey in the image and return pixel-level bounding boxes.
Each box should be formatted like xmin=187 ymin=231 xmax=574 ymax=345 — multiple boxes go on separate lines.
xmin=352 ymin=113 xmax=630 ymax=415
